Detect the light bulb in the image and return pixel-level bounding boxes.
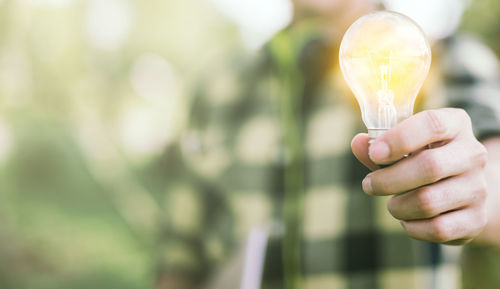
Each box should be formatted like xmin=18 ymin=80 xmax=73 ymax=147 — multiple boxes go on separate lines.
xmin=339 ymin=11 xmax=431 ymax=140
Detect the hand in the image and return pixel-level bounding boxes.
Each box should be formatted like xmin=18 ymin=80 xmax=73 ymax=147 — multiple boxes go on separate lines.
xmin=351 ymin=108 xmax=488 ymax=245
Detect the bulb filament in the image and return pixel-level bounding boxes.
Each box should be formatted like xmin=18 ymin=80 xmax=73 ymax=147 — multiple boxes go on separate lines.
xmin=376 ymin=52 xmax=396 ymax=128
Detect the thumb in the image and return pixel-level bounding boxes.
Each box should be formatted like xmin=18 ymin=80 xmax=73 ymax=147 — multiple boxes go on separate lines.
xmin=351 ymin=133 xmax=379 ymax=171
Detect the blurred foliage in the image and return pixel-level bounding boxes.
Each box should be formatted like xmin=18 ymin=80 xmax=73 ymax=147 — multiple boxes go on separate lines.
xmin=461 ymin=0 xmax=500 ymax=56
xmin=0 ymin=0 xmax=498 ymax=288
xmin=0 ymin=0 xmax=238 ymax=288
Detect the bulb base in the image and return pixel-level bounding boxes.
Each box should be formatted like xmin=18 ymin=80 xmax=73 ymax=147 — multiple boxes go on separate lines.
xmin=368 ymin=129 xmax=388 ymax=143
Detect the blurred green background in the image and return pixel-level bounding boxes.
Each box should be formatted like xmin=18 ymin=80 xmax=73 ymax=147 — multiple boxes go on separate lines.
xmin=0 ymin=0 xmax=499 ymax=288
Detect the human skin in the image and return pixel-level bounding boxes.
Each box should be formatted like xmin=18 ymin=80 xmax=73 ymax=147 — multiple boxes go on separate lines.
xmin=473 ymin=137 xmax=500 ymax=245
xmin=159 ymin=0 xmax=491 ymax=287
xmin=351 ymin=108 xmax=490 ymax=245
xmin=160 ymin=109 xmax=499 ymax=289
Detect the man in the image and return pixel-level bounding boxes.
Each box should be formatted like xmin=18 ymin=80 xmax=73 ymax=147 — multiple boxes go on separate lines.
xmin=158 ymin=0 xmax=500 ymax=288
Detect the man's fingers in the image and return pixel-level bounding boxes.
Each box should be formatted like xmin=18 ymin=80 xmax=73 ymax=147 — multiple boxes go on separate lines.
xmin=351 ymin=133 xmax=379 ymax=171
xmin=363 ymin=139 xmax=487 ymax=195
xmin=400 ymin=207 xmax=487 ymax=244
xmin=387 ymin=172 xmax=487 ymax=221
xmin=369 ymin=108 xmax=471 ymax=164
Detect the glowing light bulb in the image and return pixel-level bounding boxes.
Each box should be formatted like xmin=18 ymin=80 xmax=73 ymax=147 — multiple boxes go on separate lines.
xmin=339 ymin=11 xmax=431 ymax=140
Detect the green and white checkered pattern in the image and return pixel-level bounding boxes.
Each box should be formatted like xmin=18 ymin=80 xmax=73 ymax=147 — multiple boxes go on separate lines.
xmin=159 ymin=24 xmax=500 ymax=289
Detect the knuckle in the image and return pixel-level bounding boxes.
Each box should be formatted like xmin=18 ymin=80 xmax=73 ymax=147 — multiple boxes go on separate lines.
xmin=424 ymin=110 xmax=449 ymax=138
xmin=478 ymin=207 xmax=488 ymax=228
xmin=473 ymin=141 xmax=488 ymax=168
xmin=468 ymin=207 xmax=488 ymax=239
xmin=456 ymin=108 xmax=472 ymax=127
xmin=387 ymin=196 xmax=402 ymax=218
xmin=475 ymin=176 xmax=488 ymax=201
xmin=455 ymin=108 xmax=470 ymax=121
xmin=420 ymin=150 xmax=444 ymax=182
xmin=430 ymin=217 xmax=452 ymax=243
xmin=415 ymin=187 xmax=438 ymax=218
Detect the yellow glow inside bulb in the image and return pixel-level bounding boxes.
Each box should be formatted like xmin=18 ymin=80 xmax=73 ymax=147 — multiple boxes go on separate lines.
xmin=339 ymin=11 xmax=431 ymax=139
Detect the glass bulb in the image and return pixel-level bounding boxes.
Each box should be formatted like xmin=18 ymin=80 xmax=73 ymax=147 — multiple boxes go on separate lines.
xmin=339 ymin=11 xmax=431 ymax=140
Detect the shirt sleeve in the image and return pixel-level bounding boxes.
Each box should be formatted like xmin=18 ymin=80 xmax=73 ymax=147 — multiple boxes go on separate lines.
xmin=441 ymin=34 xmax=500 ymax=140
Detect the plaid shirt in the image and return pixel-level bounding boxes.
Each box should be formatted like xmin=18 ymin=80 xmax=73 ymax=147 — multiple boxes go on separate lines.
xmin=159 ymin=22 xmax=500 ymax=289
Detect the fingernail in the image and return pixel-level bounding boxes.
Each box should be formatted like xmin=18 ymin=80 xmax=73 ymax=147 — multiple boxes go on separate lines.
xmin=369 ymin=141 xmax=390 ymax=161
xmin=362 ymin=176 xmax=373 ymax=194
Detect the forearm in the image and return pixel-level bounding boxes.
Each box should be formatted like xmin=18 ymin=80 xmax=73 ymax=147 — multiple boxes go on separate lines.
xmin=473 ymin=137 xmax=500 ymax=246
